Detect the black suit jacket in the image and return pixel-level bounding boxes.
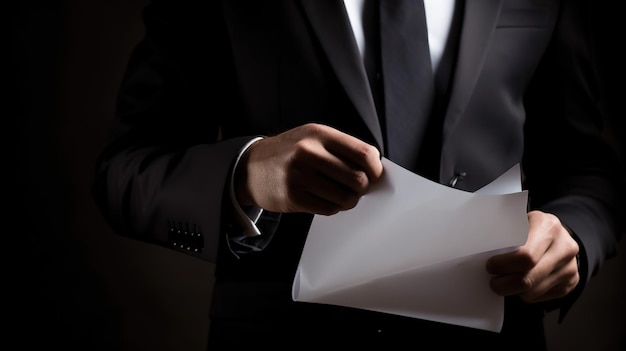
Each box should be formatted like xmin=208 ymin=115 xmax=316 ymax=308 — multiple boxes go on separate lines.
xmin=93 ymin=0 xmax=623 ymax=347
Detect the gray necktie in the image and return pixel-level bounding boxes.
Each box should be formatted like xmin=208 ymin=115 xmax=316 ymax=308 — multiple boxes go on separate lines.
xmin=379 ymin=0 xmax=434 ymax=173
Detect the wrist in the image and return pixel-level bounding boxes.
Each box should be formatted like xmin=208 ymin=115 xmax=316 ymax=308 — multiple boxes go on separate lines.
xmin=232 ymin=137 xmax=263 ymax=207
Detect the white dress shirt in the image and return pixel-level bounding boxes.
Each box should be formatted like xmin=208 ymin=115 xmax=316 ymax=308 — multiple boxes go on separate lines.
xmin=344 ymin=0 xmax=457 ymax=72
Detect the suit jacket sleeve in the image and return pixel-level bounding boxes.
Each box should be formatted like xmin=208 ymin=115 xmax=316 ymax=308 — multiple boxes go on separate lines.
xmin=92 ymin=0 xmax=253 ymax=262
xmin=521 ymin=0 xmax=625 ymax=319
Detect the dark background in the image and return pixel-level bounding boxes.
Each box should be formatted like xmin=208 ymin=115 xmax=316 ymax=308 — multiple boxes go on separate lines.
xmin=8 ymin=1 xmax=625 ymax=350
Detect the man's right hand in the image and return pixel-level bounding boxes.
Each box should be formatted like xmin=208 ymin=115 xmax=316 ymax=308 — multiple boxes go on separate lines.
xmin=234 ymin=123 xmax=384 ymax=216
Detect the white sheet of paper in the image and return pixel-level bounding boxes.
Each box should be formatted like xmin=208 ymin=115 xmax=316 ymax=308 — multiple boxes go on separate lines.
xmin=292 ymin=158 xmax=529 ymax=332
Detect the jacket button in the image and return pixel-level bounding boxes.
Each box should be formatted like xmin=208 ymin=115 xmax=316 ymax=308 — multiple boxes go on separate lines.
xmin=448 ymin=172 xmax=467 ymax=188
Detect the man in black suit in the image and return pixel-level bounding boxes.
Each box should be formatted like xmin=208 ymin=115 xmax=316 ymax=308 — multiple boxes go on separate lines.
xmin=93 ymin=0 xmax=623 ymax=349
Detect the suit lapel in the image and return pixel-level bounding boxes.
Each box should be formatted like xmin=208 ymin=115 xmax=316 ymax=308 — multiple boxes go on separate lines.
xmin=300 ymin=0 xmax=504 ymax=164
xmin=300 ymin=0 xmax=384 ymax=152
xmin=444 ymin=0 xmax=503 ymax=130
xmin=437 ymin=0 xmax=503 ymax=185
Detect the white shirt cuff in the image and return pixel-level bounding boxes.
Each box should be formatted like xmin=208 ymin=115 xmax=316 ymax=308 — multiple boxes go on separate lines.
xmin=229 ymin=137 xmax=264 ymax=239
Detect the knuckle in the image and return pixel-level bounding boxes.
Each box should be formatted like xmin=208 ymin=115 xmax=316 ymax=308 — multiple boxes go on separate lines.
xmin=565 ymin=237 xmax=580 ymax=256
xmin=567 ymin=274 xmax=580 ymax=291
xmin=517 ymin=247 xmax=539 ymax=268
xmin=350 ymin=170 xmax=369 ymax=191
xmin=293 ymin=139 xmax=315 ymax=157
xmin=355 ymin=143 xmax=379 ymax=162
xmin=520 ymin=274 xmax=536 ymax=290
xmin=303 ymin=122 xmax=326 ymax=136
xmin=545 ymin=213 xmax=561 ymax=226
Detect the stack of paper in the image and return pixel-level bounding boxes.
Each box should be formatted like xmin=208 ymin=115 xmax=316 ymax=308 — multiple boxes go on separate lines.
xmin=292 ymin=158 xmax=529 ymax=332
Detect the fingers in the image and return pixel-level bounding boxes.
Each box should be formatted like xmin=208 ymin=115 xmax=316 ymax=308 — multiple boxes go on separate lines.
xmin=317 ymin=124 xmax=384 ymax=182
xmin=488 ymin=258 xmax=579 ymax=301
xmin=486 ymin=211 xmax=557 ymax=275
xmin=236 ymin=123 xmax=384 ymax=215
xmin=284 ymin=161 xmax=362 ymax=215
xmin=486 ymin=211 xmax=580 ymax=303
xmin=520 ymin=259 xmax=579 ymax=303
xmin=291 ymin=134 xmax=374 ymax=196
xmin=288 ymin=125 xmax=383 ymax=213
